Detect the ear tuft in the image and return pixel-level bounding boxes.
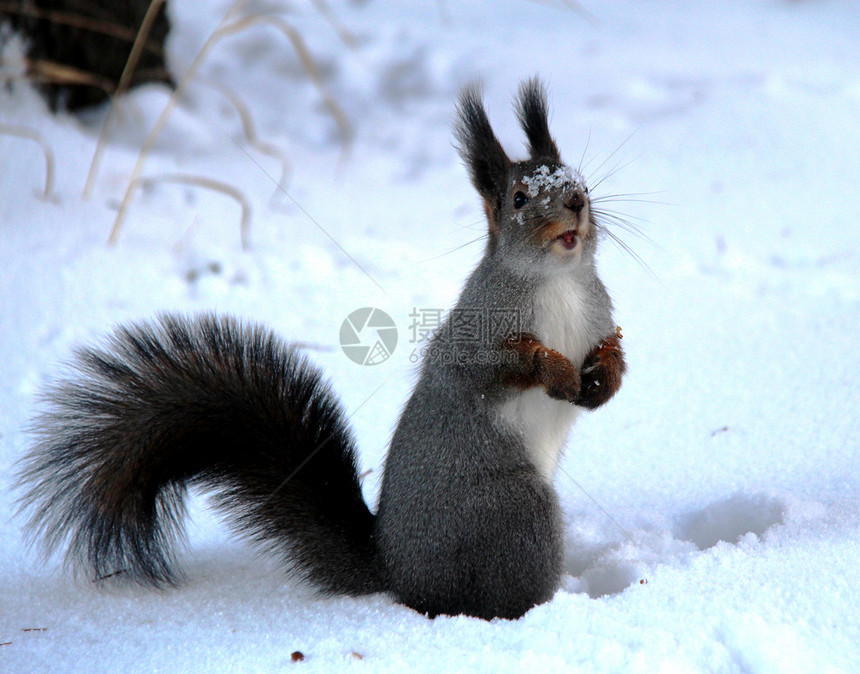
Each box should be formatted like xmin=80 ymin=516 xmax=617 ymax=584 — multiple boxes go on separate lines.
xmin=516 ymin=77 xmax=561 ymax=162
xmin=454 ymin=84 xmax=511 ymax=208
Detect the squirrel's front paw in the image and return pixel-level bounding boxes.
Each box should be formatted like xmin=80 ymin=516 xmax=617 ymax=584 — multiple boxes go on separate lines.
xmin=575 ymin=332 xmax=626 ymax=409
xmin=500 ymin=333 xmax=580 ymax=402
xmin=536 ymin=350 xmax=581 ymax=403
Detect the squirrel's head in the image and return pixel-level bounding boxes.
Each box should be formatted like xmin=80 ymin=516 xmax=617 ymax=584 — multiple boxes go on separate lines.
xmin=455 ymin=78 xmax=594 ymax=270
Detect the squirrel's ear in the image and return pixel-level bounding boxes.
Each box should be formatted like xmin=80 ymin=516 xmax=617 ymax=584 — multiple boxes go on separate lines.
xmin=455 ymin=85 xmax=511 ymax=218
xmin=516 ymin=78 xmax=561 ymax=163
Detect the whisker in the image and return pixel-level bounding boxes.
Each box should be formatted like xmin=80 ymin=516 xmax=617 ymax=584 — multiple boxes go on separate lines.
xmin=578 ymin=128 xmax=592 ymax=175
xmin=592 ymin=209 xmax=654 ymax=243
xmin=455 ymin=218 xmax=489 ymax=232
xmin=587 ymin=153 xmax=644 ymax=193
xmin=590 ymin=191 xmax=670 ymax=206
xmin=421 ymin=233 xmax=489 ymax=262
xmin=591 ymin=205 xmax=651 ymax=225
xmin=599 ymin=225 xmax=660 ymax=281
xmin=582 ymin=128 xmax=639 ymax=184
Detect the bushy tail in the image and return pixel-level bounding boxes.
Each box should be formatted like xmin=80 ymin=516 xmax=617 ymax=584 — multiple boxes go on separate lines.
xmin=17 ymin=313 xmax=383 ymax=595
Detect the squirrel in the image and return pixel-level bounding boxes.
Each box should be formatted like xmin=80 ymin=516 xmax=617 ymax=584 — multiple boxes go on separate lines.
xmin=17 ymin=78 xmax=625 ymax=621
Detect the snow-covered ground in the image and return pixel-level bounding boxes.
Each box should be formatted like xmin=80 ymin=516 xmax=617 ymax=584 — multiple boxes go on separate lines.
xmin=2 ymin=0 xmax=859 ymax=671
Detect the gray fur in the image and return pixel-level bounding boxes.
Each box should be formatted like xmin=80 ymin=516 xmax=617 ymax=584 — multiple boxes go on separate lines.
xmin=377 ymin=80 xmax=618 ymax=618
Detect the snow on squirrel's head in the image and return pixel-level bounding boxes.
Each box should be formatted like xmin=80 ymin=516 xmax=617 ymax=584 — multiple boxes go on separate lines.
xmin=455 ymin=78 xmax=594 ymax=270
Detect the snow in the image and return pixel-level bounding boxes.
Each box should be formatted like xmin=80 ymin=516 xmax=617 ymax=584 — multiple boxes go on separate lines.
xmin=521 ymin=165 xmax=583 ymax=196
xmin=1 ymin=0 xmax=859 ymax=671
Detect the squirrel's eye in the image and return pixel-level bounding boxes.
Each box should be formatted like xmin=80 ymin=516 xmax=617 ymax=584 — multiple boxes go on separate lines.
xmin=513 ymin=191 xmax=528 ymax=209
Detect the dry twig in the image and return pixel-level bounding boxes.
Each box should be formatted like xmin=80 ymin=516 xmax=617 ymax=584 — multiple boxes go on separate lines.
xmin=208 ymin=80 xmax=292 ymax=202
xmin=310 ymin=0 xmax=358 ymax=48
xmin=0 ymin=122 xmax=56 ymax=200
xmin=109 ymin=0 xmax=352 ymax=247
xmin=113 ymin=173 xmax=252 ymax=249
xmin=83 ymin=0 xmax=167 ymax=199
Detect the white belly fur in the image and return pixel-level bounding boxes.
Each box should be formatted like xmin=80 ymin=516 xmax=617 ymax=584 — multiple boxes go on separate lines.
xmin=499 ymin=273 xmax=594 ymax=481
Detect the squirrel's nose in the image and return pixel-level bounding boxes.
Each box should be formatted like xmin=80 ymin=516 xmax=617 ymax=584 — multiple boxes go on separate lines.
xmin=565 ymin=190 xmax=586 ymax=214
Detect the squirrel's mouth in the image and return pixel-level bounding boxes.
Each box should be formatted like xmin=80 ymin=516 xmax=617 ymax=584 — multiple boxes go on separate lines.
xmin=555 ymin=229 xmax=580 ymax=251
